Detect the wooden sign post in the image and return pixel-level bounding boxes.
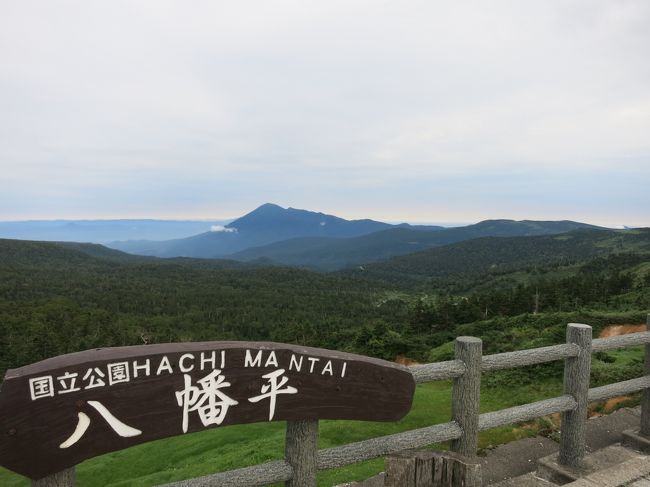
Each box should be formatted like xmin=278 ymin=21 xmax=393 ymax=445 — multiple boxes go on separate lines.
xmin=0 ymin=341 xmax=415 ymax=481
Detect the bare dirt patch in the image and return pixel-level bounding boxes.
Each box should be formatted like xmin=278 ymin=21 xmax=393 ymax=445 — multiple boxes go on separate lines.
xmin=589 ymin=396 xmax=636 ymax=417
xmin=395 ymin=355 xmax=419 ymax=366
xmin=598 ymin=324 xmax=646 ymax=338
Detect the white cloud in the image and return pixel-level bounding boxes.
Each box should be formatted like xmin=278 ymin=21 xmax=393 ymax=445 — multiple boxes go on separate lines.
xmin=210 ymin=225 xmax=237 ymax=233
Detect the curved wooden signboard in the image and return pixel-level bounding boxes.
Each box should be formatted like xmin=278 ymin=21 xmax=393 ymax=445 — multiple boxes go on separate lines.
xmin=0 ymin=341 xmax=415 ymax=480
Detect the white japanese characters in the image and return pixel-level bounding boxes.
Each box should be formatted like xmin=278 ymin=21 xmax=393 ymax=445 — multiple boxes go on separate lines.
xmin=28 ymin=349 xmax=348 ymax=401
xmin=175 ymin=370 xmax=239 ymax=433
xmin=59 ymin=401 xmax=141 ymax=449
xmin=57 ymin=372 xmax=80 ymax=394
xmin=248 ymin=369 xmax=298 ymax=421
xmin=107 ymin=362 xmax=130 ymax=385
xmin=27 ymin=348 xmax=350 ymax=441
xmin=174 ymin=367 xmax=299 ymax=431
xmin=29 ymin=376 xmax=54 ymax=400
xmin=83 ymin=367 xmax=106 ymax=389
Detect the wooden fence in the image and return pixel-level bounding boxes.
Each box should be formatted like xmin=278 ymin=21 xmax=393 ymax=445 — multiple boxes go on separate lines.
xmin=37 ymin=315 xmax=650 ymax=487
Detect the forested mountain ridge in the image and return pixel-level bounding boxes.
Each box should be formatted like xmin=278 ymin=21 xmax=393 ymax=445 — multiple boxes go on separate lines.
xmin=230 ymin=227 xmax=437 ymax=269
xmin=108 ymin=203 xmax=442 ymax=258
xmin=0 ymin=238 xmax=392 ymax=375
xmin=230 ymin=219 xmax=609 ymax=270
xmin=106 ymin=204 xmax=603 ymax=265
xmin=0 ymin=239 xmax=142 ymax=269
xmin=0 ymin=238 xmax=255 ymax=272
xmin=1 ymin=231 xmax=648 ymax=380
xmin=348 ymin=228 xmax=650 ymax=287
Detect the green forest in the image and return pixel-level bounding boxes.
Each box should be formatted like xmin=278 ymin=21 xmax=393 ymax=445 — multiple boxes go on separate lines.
xmin=1 ymin=231 xmax=649 ymax=376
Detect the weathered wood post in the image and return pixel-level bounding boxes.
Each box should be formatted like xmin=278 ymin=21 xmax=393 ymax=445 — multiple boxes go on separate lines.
xmin=31 ymin=467 xmax=75 ymax=487
xmin=285 ymin=419 xmax=319 ymax=487
xmin=641 ymin=313 xmax=650 ymax=437
xmin=559 ymin=323 xmax=592 ymax=467
xmin=450 ymin=336 xmax=482 ymax=457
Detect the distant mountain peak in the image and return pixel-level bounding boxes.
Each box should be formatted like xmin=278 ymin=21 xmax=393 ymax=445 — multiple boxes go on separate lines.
xmin=257 ymin=203 xmax=284 ymax=210
xmin=236 ymin=203 xmax=284 ymax=216
xmin=111 ymin=204 xmax=399 ymax=258
xmin=227 ymin=203 xmax=348 ymax=233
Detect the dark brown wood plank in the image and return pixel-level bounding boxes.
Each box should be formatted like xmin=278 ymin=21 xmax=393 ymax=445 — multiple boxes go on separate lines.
xmin=0 ymin=341 xmax=415 ymax=480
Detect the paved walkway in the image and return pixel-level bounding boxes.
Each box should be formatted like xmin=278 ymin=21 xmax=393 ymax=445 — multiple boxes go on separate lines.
xmin=339 ymin=407 xmax=643 ymax=486
xmin=483 ymin=407 xmax=641 ymax=485
xmin=630 ymin=476 xmax=650 ymax=487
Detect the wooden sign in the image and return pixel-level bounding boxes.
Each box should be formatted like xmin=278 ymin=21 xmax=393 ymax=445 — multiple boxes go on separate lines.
xmin=0 ymin=341 xmax=415 ymax=480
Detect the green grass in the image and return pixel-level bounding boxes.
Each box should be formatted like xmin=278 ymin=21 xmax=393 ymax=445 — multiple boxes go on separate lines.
xmin=592 ymin=346 xmax=644 ymax=387
xmin=0 ymin=380 xmax=563 ymax=487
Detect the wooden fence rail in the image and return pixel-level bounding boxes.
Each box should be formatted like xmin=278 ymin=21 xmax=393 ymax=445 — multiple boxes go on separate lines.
xmin=37 ymin=314 xmax=650 ymax=487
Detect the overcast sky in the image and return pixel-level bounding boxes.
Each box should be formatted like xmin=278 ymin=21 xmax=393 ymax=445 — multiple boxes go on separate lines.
xmin=1 ymin=1 xmax=649 ymax=226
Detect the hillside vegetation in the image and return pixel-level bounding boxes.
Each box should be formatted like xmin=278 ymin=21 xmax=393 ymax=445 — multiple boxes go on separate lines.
xmin=349 ymin=229 xmax=650 ymax=287
xmin=229 ymin=219 xmax=606 ymax=270
xmin=0 ymin=239 xmax=392 ymax=375
xmin=1 ymin=230 xmax=648 ymax=375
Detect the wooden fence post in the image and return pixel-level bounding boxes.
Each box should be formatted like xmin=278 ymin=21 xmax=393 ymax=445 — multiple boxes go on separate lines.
xmin=31 ymin=467 xmax=75 ymax=487
xmin=450 ymin=336 xmax=482 ymax=458
xmin=385 ymin=451 xmax=481 ymax=487
xmin=285 ymin=419 xmax=319 ymax=487
xmin=559 ymin=323 xmax=592 ymax=467
xmin=642 ymin=313 xmax=650 ymax=437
